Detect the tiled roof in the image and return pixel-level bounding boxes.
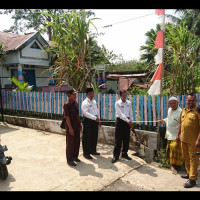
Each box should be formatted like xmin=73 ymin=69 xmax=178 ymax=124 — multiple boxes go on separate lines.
xmin=0 ymin=31 xmax=37 ymax=51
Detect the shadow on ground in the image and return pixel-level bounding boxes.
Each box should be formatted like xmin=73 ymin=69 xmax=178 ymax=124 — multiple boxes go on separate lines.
xmin=0 ymin=173 xmax=16 ymax=191
xmin=0 ymin=123 xmax=20 ymax=135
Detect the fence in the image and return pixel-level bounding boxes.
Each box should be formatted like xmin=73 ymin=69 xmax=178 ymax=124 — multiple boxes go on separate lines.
xmin=1 ymin=91 xmax=200 ymax=127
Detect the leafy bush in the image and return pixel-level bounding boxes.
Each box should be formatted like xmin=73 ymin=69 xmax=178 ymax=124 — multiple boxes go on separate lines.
xmin=155 ymin=149 xmax=170 ymax=169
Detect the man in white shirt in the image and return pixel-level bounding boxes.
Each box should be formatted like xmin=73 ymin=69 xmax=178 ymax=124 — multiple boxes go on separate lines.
xmin=112 ymin=90 xmax=134 ymax=163
xmin=158 ymin=96 xmax=183 ymax=174
xmin=81 ymin=88 xmax=101 ymax=159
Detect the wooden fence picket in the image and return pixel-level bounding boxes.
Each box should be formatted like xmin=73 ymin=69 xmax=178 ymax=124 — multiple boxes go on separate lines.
xmin=2 ymin=91 xmax=194 ymax=127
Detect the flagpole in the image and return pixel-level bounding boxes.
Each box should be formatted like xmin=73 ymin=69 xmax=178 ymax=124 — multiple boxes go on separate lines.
xmin=157 ymin=10 xmax=165 ymax=151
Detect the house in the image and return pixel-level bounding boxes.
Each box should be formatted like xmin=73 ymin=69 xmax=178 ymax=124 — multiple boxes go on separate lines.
xmin=0 ymin=31 xmax=52 ymax=89
xmin=106 ymin=70 xmax=152 ymax=93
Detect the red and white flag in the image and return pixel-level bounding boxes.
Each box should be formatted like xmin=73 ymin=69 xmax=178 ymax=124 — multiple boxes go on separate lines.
xmin=147 ymin=64 xmax=162 ymax=95
xmin=154 ymin=30 xmax=164 ymax=48
xmin=155 ymin=48 xmax=163 ymax=65
xmin=155 ymin=9 xmax=165 ymax=16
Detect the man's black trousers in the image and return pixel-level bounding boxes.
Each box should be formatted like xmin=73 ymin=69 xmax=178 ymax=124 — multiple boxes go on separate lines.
xmin=113 ymin=117 xmax=130 ymax=158
xmin=82 ymin=117 xmax=98 ymax=155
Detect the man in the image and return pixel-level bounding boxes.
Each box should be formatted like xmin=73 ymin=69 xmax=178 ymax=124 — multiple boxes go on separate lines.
xmin=158 ymin=97 xmax=183 ymax=175
xmin=112 ymin=90 xmax=134 ymax=163
xmin=176 ymin=93 xmax=200 ymax=188
xmin=63 ymin=89 xmax=82 ymax=167
xmin=196 ymin=105 xmax=200 ymax=148
xmin=81 ymin=88 xmax=101 ymax=159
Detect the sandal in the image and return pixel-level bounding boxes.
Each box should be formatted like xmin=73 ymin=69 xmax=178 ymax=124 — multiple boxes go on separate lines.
xmin=171 ymin=165 xmax=178 ymax=175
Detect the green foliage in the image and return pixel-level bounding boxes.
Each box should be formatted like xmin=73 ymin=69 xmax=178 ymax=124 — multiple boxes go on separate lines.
xmin=167 ymin=9 xmax=200 ymax=37
xmin=8 ymin=77 xmax=33 ymax=91
xmin=0 ymin=42 xmax=7 ymax=63
xmin=40 ymin=9 xmax=107 ymax=92
xmin=140 ymin=24 xmax=161 ymax=68
xmin=155 ymin=149 xmax=170 ymax=169
xmin=106 ymin=59 xmax=146 ymax=72
xmin=164 ymin=21 xmax=200 ymax=95
xmin=141 ymin=18 xmax=200 ymax=95
xmin=129 ymin=86 xmax=147 ymax=95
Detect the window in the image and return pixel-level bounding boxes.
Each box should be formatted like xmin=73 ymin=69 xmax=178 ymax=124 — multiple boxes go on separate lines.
xmin=30 ymin=41 xmax=41 ymax=49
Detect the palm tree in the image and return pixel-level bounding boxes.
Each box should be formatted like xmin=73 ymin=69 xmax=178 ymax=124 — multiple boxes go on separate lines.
xmin=166 ymin=9 xmax=200 ymax=36
xmin=140 ymin=24 xmax=161 ymax=67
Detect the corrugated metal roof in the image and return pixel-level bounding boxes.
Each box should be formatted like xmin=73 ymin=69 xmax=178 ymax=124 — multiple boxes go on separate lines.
xmin=119 ymin=78 xmax=136 ymax=90
xmin=0 ymin=31 xmax=36 ymax=51
xmin=107 ymin=73 xmax=148 ymax=79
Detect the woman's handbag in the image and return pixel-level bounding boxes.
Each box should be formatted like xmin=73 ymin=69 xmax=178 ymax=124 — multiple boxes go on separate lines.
xmin=60 ymin=117 xmax=66 ymax=129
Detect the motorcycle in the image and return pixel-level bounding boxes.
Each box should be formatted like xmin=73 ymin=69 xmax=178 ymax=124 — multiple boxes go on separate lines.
xmin=0 ymin=144 xmax=12 ymax=180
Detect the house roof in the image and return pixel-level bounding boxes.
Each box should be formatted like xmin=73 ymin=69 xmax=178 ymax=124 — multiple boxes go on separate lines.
xmin=107 ymin=73 xmax=148 ymax=79
xmin=119 ymin=78 xmax=136 ymax=90
xmin=0 ymin=31 xmax=49 ymax=54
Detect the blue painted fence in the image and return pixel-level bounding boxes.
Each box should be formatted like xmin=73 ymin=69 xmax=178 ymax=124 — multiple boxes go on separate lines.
xmin=1 ymin=91 xmax=200 ymax=127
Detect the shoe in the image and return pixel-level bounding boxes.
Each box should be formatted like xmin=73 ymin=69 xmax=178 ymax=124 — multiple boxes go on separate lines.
xmin=91 ymin=152 xmax=100 ymax=155
xmin=181 ymin=174 xmax=189 ymax=179
xmin=74 ymin=158 xmax=81 ymax=162
xmin=184 ymin=179 xmax=196 ymax=188
xmin=122 ymin=154 xmax=132 ymax=160
xmin=111 ymin=157 xmax=119 ymax=163
xmin=68 ymin=161 xmax=77 ymax=166
xmin=83 ymin=154 xmax=93 ymax=159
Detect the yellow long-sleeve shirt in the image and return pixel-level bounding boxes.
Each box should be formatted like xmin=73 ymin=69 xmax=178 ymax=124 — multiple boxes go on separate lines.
xmin=180 ymin=106 xmax=200 ymax=144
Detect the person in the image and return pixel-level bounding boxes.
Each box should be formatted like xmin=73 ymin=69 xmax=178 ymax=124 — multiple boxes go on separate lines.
xmin=63 ymin=89 xmax=82 ymax=167
xmin=176 ymin=93 xmax=200 ymax=188
xmin=196 ymin=105 xmax=200 ymax=148
xmin=112 ymin=90 xmax=134 ymax=163
xmin=158 ymin=97 xmax=183 ymax=175
xmin=195 ymin=106 xmax=200 ymax=171
xmin=81 ymin=88 xmax=101 ymax=159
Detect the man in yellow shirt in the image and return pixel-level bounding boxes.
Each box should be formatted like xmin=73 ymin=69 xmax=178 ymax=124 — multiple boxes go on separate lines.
xmin=176 ymin=93 xmax=200 ymax=188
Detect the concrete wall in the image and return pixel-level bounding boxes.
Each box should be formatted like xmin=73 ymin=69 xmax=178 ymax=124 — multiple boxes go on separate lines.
xmin=2 ymin=115 xmax=157 ymax=163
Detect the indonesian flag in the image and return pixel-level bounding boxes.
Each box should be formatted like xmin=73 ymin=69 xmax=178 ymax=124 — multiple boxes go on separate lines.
xmin=147 ymin=64 xmax=162 ymax=95
xmin=154 ymin=30 xmax=164 ymax=48
xmin=155 ymin=48 xmax=163 ymax=64
xmin=155 ymin=9 xmax=165 ymax=15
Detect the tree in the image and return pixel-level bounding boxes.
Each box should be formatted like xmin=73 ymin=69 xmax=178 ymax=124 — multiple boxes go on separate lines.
xmin=140 ymin=20 xmax=200 ymax=95
xmin=0 ymin=9 xmax=66 ymax=40
xmin=41 ymin=9 xmax=106 ymax=92
xmin=105 ymin=59 xmax=146 ymax=72
xmin=0 ymin=42 xmax=7 ymax=64
xmin=140 ymin=24 xmax=161 ymax=68
xmin=165 ymin=21 xmax=200 ymax=95
xmin=166 ymin=9 xmax=200 ymax=36
xmin=0 ymin=9 xmax=95 ymax=41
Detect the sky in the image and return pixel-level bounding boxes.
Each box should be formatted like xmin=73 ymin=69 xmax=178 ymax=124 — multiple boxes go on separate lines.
xmin=0 ymin=9 xmax=178 ymax=61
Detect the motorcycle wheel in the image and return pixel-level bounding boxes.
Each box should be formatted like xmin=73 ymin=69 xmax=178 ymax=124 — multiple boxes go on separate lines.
xmin=0 ymin=164 xmax=8 ymax=180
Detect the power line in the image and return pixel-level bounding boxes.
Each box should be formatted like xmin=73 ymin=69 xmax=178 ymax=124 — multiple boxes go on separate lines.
xmin=93 ymin=12 xmax=155 ymax=30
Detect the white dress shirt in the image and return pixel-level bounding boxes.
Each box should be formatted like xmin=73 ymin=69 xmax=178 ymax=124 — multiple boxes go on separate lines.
xmin=163 ymin=107 xmax=182 ymax=140
xmin=115 ymin=99 xmax=133 ymax=123
xmin=81 ymin=97 xmax=99 ymax=121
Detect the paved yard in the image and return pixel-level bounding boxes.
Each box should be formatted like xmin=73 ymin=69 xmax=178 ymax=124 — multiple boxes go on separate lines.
xmin=0 ymin=122 xmax=200 ymax=191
